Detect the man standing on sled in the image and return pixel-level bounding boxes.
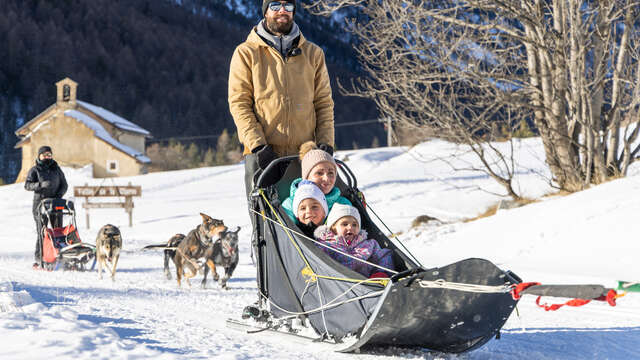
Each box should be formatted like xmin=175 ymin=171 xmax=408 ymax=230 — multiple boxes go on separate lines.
xmin=24 ymin=146 xmax=68 ymax=269
xmin=228 ymin=0 xmax=335 ymax=197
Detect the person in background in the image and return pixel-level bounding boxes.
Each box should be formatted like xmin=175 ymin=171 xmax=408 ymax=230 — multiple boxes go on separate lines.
xmin=24 ymin=146 xmax=68 ymax=269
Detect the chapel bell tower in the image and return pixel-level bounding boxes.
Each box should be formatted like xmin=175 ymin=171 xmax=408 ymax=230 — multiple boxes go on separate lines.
xmin=55 ymin=77 xmax=78 ymax=109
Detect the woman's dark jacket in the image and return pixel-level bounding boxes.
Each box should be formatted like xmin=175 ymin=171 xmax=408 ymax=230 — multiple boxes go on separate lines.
xmin=24 ymin=159 xmax=68 ymax=213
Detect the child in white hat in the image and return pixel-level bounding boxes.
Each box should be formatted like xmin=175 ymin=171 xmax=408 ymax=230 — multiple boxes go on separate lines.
xmin=314 ymin=203 xmax=393 ymax=278
xmin=292 ymin=180 xmax=329 ymax=238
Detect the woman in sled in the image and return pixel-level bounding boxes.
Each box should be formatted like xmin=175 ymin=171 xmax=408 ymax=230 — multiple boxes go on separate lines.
xmin=282 ymin=141 xmax=351 ymax=222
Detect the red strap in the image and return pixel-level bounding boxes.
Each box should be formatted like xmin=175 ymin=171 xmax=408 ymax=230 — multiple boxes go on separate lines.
xmin=593 ymin=289 xmax=618 ymax=306
xmin=511 ymin=282 xmax=541 ymax=300
xmin=535 ymin=296 xmax=592 ymax=311
xmin=512 ymin=282 xmax=621 ymax=311
xmin=63 ymin=224 xmax=76 ymax=236
xmin=535 ymin=289 xmax=618 ymax=311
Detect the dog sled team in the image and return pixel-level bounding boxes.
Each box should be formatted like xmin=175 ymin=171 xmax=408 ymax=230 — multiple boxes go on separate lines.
xmin=21 ymin=144 xmax=519 ymax=355
xmin=142 ymin=140 xmax=391 ymax=288
xmin=25 ymin=145 xmax=242 ymax=287
xmin=144 ymin=213 xmax=241 ymax=289
xmin=30 ymin=201 xmax=241 ymax=287
xmin=24 ymin=141 xmax=395 ymax=290
xmin=22 ymin=142 xmax=531 ymax=354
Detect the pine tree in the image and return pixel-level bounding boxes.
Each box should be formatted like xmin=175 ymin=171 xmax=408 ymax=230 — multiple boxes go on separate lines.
xmin=215 ymin=129 xmax=230 ymax=165
xmin=186 ymin=142 xmax=200 ymax=168
xmin=167 ymin=141 xmax=187 ymax=170
xmin=202 ymin=147 xmax=215 ymax=167
xmin=146 ymin=143 xmax=167 ymax=171
xmin=225 ymin=131 xmax=243 ymax=163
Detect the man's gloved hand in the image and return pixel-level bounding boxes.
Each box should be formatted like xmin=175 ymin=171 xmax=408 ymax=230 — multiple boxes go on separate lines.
xmin=253 ymin=144 xmax=277 ymax=170
xmin=318 ymin=143 xmax=334 ymax=156
xmin=40 ymin=180 xmax=52 ymax=189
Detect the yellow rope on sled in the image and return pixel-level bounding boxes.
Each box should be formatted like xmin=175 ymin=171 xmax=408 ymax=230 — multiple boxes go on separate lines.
xmin=300 ymin=265 xmax=317 ymax=282
xmin=259 ymin=190 xmax=389 ymax=287
xmin=259 ymin=190 xmax=312 ymax=270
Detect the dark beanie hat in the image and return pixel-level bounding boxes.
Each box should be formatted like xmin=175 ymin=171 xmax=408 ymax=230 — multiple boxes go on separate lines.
xmin=38 ymin=145 xmax=52 ymax=156
xmin=263 ymin=0 xmax=296 ymax=16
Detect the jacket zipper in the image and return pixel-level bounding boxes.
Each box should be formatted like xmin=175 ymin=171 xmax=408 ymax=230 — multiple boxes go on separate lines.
xmin=278 ymin=37 xmax=291 ymax=149
xmin=265 ymin=36 xmax=292 ymax=152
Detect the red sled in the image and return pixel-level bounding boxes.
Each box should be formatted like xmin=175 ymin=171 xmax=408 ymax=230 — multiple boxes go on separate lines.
xmin=39 ymin=198 xmax=95 ymax=271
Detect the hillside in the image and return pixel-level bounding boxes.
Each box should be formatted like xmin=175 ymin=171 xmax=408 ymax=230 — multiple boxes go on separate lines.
xmin=0 ymin=0 xmax=381 ymax=183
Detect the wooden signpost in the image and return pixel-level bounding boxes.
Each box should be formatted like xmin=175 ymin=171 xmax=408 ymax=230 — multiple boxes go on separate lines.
xmin=74 ymin=183 xmax=142 ymax=228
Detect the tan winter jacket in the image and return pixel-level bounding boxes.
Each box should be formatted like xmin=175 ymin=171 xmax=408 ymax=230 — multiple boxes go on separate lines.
xmin=228 ymin=28 xmax=334 ymax=156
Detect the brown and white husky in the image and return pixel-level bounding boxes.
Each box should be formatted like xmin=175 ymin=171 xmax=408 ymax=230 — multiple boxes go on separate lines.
xmin=95 ymin=224 xmax=122 ymax=281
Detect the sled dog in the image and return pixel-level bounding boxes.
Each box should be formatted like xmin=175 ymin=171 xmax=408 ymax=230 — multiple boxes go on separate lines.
xmin=163 ymin=233 xmax=185 ymax=279
xmin=96 ymin=224 xmax=122 ymax=280
xmin=174 ymin=213 xmax=227 ymax=287
xmin=202 ymin=227 xmax=240 ymax=289
xmin=142 ymin=233 xmax=185 ymax=279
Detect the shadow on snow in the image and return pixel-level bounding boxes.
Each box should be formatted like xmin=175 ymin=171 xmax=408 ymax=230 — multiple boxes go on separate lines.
xmin=474 ymin=327 xmax=640 ymax=359
xmin=77 ymin=314 xmax=187 ymax=354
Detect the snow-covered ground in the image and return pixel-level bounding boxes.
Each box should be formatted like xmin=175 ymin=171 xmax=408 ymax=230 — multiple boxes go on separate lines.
xmin=0 ymin=138 xmax=638 ymax=359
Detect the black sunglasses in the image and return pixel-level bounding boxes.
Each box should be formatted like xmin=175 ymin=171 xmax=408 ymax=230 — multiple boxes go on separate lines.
xmin=268 ymin=2 xmax=295 ymax=12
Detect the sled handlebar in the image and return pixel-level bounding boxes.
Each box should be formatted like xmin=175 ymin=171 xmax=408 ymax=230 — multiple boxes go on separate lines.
xmin=254 ymin=155 xmax=358 ymax=190
xmin=335 ymin=158 xmax=356 ymax=189
xmin=39 ymin=198 xmax=75 ymax=214
xmin=255 ymin=156 xmax=298 ymax=189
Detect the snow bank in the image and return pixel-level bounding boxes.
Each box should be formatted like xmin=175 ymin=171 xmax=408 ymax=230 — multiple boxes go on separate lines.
xmin=0 ymin=138 xmax=638 ymax=359
xmin=0 ymin=279 xmax=172 ymax=359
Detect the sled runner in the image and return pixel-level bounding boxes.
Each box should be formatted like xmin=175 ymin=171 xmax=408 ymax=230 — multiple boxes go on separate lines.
xmin=39 ymin=198 xmax=95 ymax=271
xmin=233 ymin=156 xmax=522 ymax=353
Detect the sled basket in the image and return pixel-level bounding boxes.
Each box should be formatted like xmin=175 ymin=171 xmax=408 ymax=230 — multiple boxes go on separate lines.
xmin=248 ymin=157 xmax=520 ymax=353
xmin=39 ymin=198 xmax=95 ymax=270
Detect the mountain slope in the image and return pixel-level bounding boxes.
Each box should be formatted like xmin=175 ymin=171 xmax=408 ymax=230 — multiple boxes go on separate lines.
xmin=0 ymin=0 xmax=381 ymax=183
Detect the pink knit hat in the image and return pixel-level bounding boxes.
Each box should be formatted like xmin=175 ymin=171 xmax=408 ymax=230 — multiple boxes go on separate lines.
xmin=301 ymin=149 xmax=336 ymax=180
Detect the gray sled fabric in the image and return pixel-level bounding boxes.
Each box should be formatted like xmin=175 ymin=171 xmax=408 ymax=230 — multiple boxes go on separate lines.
xmin=263 ymin=208 xmax=382 ymax=338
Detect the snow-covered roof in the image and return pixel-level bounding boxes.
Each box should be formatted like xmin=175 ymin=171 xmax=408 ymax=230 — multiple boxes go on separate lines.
xmin=65 ymin=110 xmax=151 ymax=164
xmin=77 ymin=100 xmax=150 ymax=136
xmin=14 ymin=104 xmax=55 ymax=137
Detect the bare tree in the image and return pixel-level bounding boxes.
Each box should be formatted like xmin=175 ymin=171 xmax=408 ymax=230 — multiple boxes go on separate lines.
xmin=307 ymin=0 xmax=640 ymax=194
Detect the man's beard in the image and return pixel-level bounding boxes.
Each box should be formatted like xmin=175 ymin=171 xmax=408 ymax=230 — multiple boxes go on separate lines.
xmin=266 ymin=16 xmax=293 ymax=35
